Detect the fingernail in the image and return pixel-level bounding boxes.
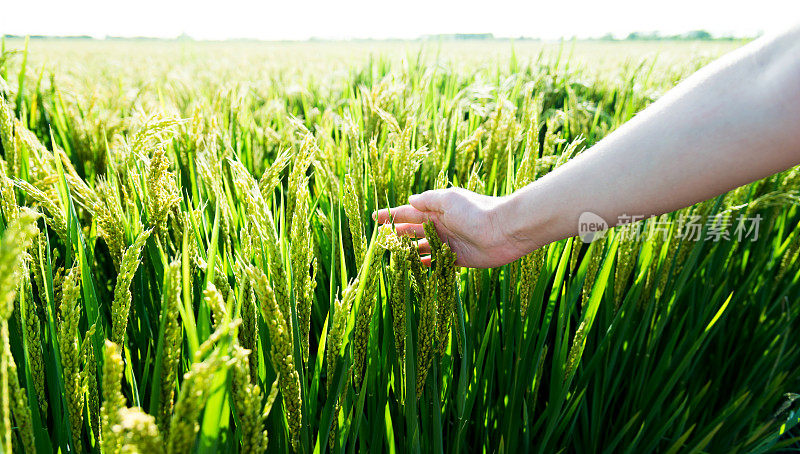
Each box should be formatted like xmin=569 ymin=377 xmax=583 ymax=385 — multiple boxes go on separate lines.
xmin=409 ymin=194 xmax=419 ymax=204
xmin=371 ymin=211 xmax=376 ymax=220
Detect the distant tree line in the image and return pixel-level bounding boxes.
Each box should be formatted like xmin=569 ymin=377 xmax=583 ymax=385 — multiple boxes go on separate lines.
xmin=2 ymin=30 xmax=748 ymax=42
xmin=2 ymin=35 xmax=95 ymax=40
xmin=420 ymin=33 xmax=498 ymax=41
xmin=599 ymin=30 xmax=745 ymax=41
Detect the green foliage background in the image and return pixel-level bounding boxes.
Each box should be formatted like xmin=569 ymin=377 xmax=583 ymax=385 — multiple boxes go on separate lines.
xmin=0 ymin=38 xmax=797 ymax=453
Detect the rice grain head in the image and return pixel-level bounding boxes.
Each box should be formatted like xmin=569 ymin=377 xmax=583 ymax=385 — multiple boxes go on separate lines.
xmin=563 ymin=320 xmax=588 ymax=383
xmin=343 ymin=173 xmax=366 ymax=266
xmin=0 ymin=321 xmax=9 ymax=453
xmin=157 ymin=260 xmax=182 ymax=435
xmin=415 ymin=277 xmax=437 ymax=400
xmin=248 ymin=265 xmax=302 ymax=451
xmin=455 ymin=127 xmax=485 ymax=182
xmin=167 ymin=352 xmax=228 ymax=454
xmin=368 ymin=136 xmax=390 ymax=206
xmin=11 ymin=179 xmax=67 ymax=240
xmin=6 ymin=340 xmax=35 ymax=453
xmin=290 ymin=179 xmax=314 ymax=362
xmin=0 ymin=159 xmax=17 ymax=223
xmin=352 ymin=230 xmax=388 ymax=391
xmin=581 ymin=241 xmax=603 ymax=310
xmin=388 ymin=238 xmax=410 ymax=373
xmin=0 ymin=211 xmax=43 ymax=454
xmin=60 ymin=264 xmax=85 ymax=453
xmin=112 ymin=228 xmax=152 ymax=345
xmin=21 ymin=219 xmax=48 ymax=416
xmin=230 ymin=161 xmax=292 ymax=330
xmin=325 ymin=278 xmax=358 ymax=446
xmin=94 ymin=180 xmax=127 ymax=268
xmin=101 ymin=341 xmax=126 ymax=454
xmin=146 ymin=145 xmax=181 ymax=233
xmin=258 ymin=148 xmax=292 ymax=202
xmin=204 ymin=282 xmax=227 ymax=329
xmin=435 ymin=243 xmax=457 ymax=357
xmin=287 ymin=133 xmax=315 ymax=229
xmin=0 ymin=102 xmax=16 ymax=174
xmin=410 ymin=224 xmax=438 ymax=399
xmin=238 ymin=281 xmax=259 ymax=384
xmin=327 ymin=279 xmax=358 ymax=391
xmin=116 ymin=407 xmax=165 ymax=454
xmin=82 ymin=323 xmax=100 ymax=438
xmin=614 ymin=236 xmax=638 ymax=306
xmin=231 ymin=345 xmax=269 ymax=453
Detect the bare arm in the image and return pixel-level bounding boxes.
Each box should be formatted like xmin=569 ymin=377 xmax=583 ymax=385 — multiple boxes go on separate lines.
xmin=375 ymin=25 xmax=800 ymax=268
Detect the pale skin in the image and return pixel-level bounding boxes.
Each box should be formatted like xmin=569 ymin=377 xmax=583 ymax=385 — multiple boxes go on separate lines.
xmin=374 ymin=24 xmax=800 ymax=268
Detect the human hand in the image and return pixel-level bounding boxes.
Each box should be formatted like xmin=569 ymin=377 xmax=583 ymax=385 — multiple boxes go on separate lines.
xmin=373 ymin=188 xmax=526 ymax=268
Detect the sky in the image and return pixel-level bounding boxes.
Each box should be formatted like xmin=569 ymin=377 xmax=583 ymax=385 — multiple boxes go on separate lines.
xmin=1 ymin=0 xmax=798 ymax=41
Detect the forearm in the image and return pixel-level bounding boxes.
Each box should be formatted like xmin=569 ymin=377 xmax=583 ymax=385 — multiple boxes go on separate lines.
xmin=501 ymin=26 xmax=800 ymax=254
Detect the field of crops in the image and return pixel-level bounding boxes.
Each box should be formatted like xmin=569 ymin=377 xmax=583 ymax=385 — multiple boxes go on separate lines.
xmin=0 ymin=37 xmax=798 ymax=453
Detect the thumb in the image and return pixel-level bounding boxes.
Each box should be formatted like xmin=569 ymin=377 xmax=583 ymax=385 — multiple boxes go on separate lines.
xmin=409 ymin=189 xmax=447 ymax=213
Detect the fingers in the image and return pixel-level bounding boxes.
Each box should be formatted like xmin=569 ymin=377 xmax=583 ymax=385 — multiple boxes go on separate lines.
xmin=372 ymin=204 xmax=430 ymax=224
xmin=421 ymin=255 xmax=432 ymax=267
xmin=394 ymin=223 xmax=425 ymax=239
xmin=370 ymin=192 xmax=446 ymax=269
xmin=408 ymin=189 xmax=448 ymax=213
xmin=392 ymin=226 xmax=435 ymax=256
xmin=417 ymin=238 xmax=431 ymax=255
xmin=372 ymin=189 xmax=453 ymax=223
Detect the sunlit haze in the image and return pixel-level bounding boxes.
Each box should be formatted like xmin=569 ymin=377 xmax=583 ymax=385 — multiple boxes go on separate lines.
xmin=1 ymin=0 xmax=798 ymax=40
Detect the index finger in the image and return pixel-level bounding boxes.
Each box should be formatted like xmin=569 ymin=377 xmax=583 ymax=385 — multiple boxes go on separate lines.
xmin=373 ymin=204 xmax=430 ymax=224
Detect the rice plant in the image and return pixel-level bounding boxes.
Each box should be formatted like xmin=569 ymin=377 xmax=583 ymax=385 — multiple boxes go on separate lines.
xmin=0 ymin=37 xmax=797 ymax=453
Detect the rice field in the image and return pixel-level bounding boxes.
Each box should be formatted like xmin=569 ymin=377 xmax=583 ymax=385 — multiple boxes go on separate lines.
xmin=0 ymin=37 xmax=798 ymax=453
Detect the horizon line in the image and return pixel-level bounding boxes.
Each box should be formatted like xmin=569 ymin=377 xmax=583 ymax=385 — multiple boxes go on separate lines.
xmin=2 ymin=30 xmax=759 ymax=44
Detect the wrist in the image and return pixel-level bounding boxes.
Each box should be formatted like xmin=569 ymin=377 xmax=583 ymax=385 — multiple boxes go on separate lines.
xmin=492 ymin=193 xmax=537 ymax=261
xmin=493 ymin=187 xmax=557 ymax=259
